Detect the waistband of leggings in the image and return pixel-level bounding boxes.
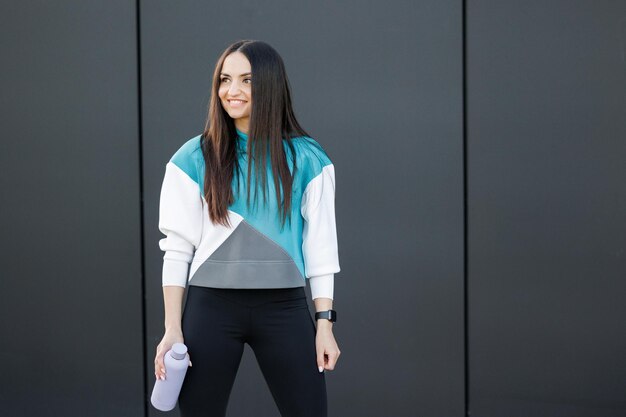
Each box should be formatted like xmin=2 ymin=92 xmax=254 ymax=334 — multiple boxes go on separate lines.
xmin=188 ymin=285 xmax=306 ymax=303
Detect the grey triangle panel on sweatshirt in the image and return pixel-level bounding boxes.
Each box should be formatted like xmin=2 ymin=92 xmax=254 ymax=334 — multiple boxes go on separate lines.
xmin=189 ymin=220 xmax=305 ymax=288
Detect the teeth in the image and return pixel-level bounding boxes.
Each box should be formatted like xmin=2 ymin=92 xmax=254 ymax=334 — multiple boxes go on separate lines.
xmin=230 ymin=100 xmax=245 ymax=103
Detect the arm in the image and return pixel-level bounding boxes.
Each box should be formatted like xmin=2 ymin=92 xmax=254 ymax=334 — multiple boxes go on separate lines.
xmin=301 ymin=160 xmax=342 ymax=371
xmin=155 ymin=285 xmax=188 ymax=380
xmin=313 ymin=296 xmax=334 ymax=331
xmin=310 ymin=273 xmax=334 ymax=329
xmin=301 ymin=163 xmax=341 ymax=300
xmin=163 ymin=285 xmax=185 ymax=333
xmin=155 ymin=157 xmax=202 ymax=380
xmin=313 ymin=294 xmax=340 ymax=371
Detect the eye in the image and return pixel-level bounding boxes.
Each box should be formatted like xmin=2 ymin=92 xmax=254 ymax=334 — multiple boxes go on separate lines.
xmin=220 ymin=77 xmax=250 ymax=84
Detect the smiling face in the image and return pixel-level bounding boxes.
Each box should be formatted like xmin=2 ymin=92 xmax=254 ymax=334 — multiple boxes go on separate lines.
xmin=218 ymin=52 xmax=252 ymax=134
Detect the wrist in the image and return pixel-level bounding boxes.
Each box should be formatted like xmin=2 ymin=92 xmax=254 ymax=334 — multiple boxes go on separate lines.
xmin=315 ymin=309 xmax=336 ymax=323
xmin=165 ymin=325 xmax=182 ymax=334
xmin=316 ymin=320 xmax=334 ymax=330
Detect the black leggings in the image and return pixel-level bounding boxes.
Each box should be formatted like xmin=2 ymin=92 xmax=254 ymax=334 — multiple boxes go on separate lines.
xmin=178 ymin=285 xmax=327 ymax=417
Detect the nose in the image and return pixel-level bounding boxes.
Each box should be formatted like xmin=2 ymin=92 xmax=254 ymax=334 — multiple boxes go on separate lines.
xmin=228 ymin=80 xmax=244 ymax=96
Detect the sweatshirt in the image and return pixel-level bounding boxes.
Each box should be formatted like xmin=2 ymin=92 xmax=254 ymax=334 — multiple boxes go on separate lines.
xmin=158 ymin=128 xmax=340 ymax=300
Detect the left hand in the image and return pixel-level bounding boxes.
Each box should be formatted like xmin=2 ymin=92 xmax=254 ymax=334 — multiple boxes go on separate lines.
xmin=315 ymin=323 xmax=341 ymax=372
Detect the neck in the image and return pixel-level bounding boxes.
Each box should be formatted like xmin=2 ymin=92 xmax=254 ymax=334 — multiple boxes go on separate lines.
xmin=234 ymin=120 xmax=249 ymax=135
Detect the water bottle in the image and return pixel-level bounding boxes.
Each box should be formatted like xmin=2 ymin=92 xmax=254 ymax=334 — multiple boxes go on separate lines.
xmin=151 ymin=342 xmax=190 ymax=411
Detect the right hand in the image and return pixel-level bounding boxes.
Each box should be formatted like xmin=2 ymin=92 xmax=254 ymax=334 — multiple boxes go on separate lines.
xmin=154 ymin=329 xmax=192 ymax=380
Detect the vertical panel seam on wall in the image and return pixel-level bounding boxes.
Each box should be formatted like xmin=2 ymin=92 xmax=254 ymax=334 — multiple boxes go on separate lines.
xmin=135 ymin=0 xmax=148 ymax=416
xmin=462 ymin=0 xmax=469 ymax=415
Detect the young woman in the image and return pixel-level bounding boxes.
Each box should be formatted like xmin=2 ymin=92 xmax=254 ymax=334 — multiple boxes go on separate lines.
xmin=154 ymin=40 xmax=341 ymax=417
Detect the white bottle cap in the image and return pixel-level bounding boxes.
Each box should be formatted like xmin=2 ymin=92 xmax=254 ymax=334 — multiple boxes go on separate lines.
xmin=170 ymin=343 xmax=187 ymax=360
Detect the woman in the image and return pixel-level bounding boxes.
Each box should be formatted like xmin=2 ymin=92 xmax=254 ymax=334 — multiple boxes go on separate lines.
xmin=154 ymin=39 xmax=341 ymax=417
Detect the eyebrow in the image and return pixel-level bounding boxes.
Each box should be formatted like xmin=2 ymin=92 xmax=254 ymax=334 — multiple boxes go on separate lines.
xmin=220 ymin=72 xmax=252 ymax=77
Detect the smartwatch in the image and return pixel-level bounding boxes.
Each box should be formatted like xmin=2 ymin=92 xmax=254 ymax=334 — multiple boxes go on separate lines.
xmin=315 ymin=309 xmax=337 ymax=323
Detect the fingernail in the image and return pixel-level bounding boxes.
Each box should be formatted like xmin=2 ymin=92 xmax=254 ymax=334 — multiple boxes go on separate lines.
xmin=318 ymin=366 xmax=324 ymax=373
xmin=160 ymin=375 xmax=165 ymax=380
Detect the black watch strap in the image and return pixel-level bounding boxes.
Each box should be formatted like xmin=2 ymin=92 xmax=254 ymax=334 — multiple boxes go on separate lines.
xmin=315 ymin=309 xmax=337 ymax=323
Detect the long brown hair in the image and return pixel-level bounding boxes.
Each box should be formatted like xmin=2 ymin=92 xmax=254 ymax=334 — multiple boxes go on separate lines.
xmin=201 ymin=40 xmax=311 ymax=229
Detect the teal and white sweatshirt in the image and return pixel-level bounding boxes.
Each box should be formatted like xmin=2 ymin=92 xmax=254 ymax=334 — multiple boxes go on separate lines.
xmin=158 ymin=128 xmax=340 ymax=300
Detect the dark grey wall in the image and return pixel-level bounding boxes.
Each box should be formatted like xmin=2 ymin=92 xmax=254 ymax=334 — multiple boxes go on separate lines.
xmin=1 ymin=1 xmax=624 ymax=417
xmin=0 ymin=1 xmax=144 ymax=416
xmin=467 ymin=1 xmax=626 ymax=416
xmin=141 ymin=1 xmax=464 ymax=416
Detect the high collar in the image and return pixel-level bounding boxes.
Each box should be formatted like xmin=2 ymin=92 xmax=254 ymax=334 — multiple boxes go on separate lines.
xmin=235 ymin=128 xmax=248 ymax=142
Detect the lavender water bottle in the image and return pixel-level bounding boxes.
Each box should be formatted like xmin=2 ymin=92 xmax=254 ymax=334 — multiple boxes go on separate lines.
xmin=151 ymin=342 xmax=190 ymax=411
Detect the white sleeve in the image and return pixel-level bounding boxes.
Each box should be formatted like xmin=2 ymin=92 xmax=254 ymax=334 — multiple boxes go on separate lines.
xmin=158 ymin=161 xmax=203 ymax=287
xmin=309 ymin=274 xmax=334 ymax=300
xmin=301 ymin=163 xmax=340 ymax=300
